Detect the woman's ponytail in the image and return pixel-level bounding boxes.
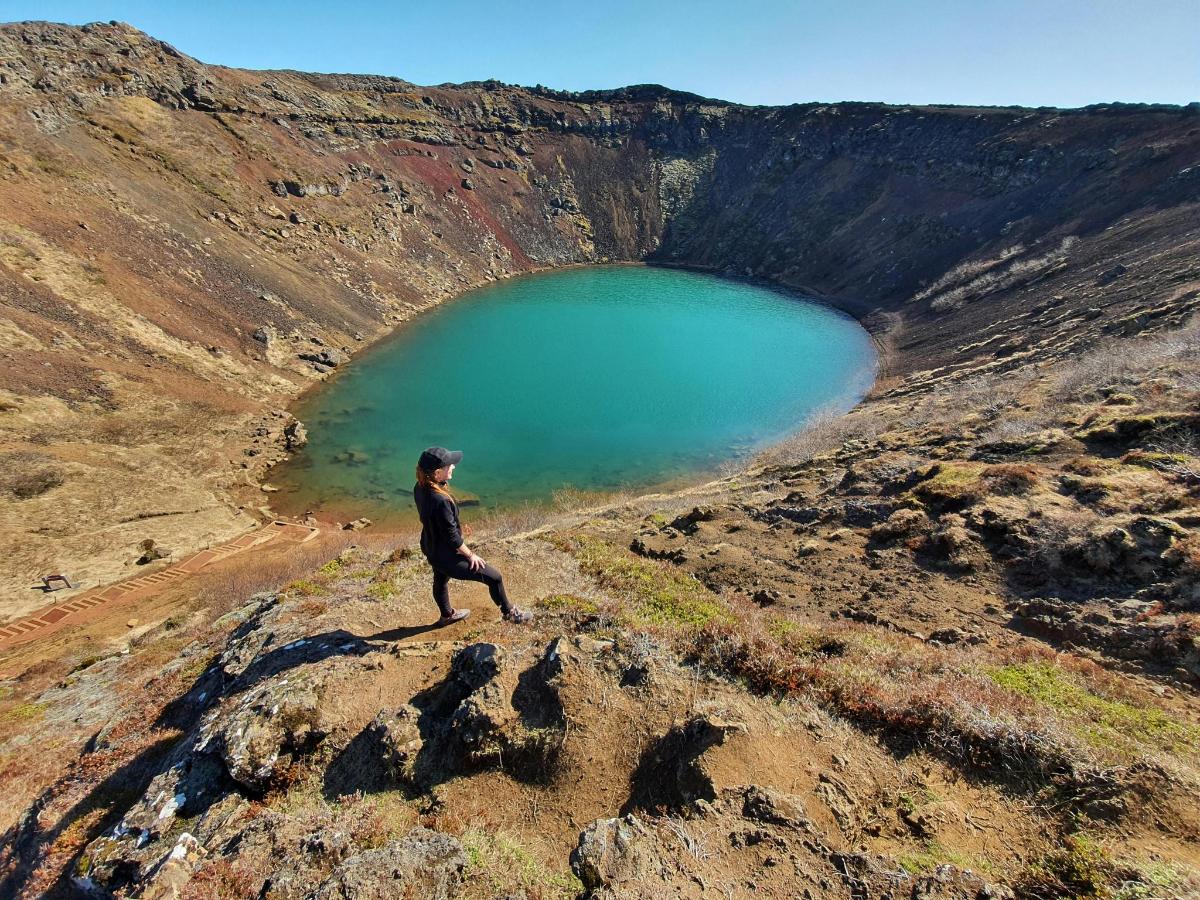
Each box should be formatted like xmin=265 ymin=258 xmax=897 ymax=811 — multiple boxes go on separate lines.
xmin=415 ymin=465 xmax=453 ymax=499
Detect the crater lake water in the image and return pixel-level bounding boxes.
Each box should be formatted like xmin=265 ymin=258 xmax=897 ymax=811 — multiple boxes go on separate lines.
xmin=271 ymin=265 xmax=876 ymax=523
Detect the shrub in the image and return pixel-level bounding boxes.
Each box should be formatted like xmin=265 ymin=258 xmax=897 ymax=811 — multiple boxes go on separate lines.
xmin=981 ymin=462 xmax=1041 ymax=495
xmin=0 ymin=452 xmax=65 ymax=500
xmin=986 ymin=661 xmax=1200 ymax=753
xmin=282 ymin=579 xmax=327 ymax=597
xmin=538 ymin=593 xmax=600 ymax=615
xmin=1016 ymin=833 xmax=1120 ymax=899
xmin=906 ymin=463 xmax=988 ymax=510
xmin=366 ymin=580 xmax=396 ymax=601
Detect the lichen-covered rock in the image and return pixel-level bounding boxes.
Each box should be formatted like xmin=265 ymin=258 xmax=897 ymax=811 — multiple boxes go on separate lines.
xmin=368 ymin=704 xmax=423 ymax=784
xmin=570 ymin=815 xmax=656 ymax=891
xmin=78 ymin=752 xmax=228 ymax=892
xmin=309 ymin=828 xmax=467 ymax=900
xmin=136 ymin=832 xmax=206 ymax=900
xmin=199 ymin=678 xmax=325 ymax=792
xmin=450 ymin=642 xmax=505 ymax=692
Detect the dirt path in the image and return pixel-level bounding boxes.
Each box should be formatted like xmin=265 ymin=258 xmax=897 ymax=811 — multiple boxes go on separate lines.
xmin=0 ymin=520 xmax=319 ymax=657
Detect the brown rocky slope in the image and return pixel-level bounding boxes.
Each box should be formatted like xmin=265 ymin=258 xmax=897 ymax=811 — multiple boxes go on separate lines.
xmin=0 ymin=19 xmax=1199 ymax=900
xmin=0 ymin=20 xmax=1198 ymax=607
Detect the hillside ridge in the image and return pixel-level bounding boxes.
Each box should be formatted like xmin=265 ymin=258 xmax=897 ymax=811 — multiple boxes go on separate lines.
xmin=0 ymin=22 xmax=1198 ymax=898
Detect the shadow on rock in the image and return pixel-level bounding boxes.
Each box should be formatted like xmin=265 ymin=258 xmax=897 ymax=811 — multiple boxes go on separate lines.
xmin=324 ymin=639 xmax=573 ymax=801
xmin=621 ymin=712 xmax=746 ymax=815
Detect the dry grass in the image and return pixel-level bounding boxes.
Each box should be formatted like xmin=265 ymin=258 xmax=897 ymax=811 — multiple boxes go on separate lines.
xmin=188 ymin=531 xmax=399 ymax=610
xmin=910 ymin=242 xmax=1028 ymax=304
xmin=548 ymin=533 xmax=731 ymax=629
xmin=1053 ymin=318 xmax=1200 ymax=403
xmin=918 ymin=238 xmax=1076 ymax=313
xmin=753 ymin=405 xmax=884 ymax=468
xmin=0 ymin=451 xmax=64 ymax=500
xmin=683 ymin=608 xmax=1198 ymax=795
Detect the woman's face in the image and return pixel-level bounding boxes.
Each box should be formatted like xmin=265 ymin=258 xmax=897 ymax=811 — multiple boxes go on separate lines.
xmin=436 ymin=463 xmax=455 ymax=483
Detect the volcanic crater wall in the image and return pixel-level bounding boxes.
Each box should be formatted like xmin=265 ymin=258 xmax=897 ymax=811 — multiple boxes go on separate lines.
xmin=0 ymin=20 xmax=1198 ymax=606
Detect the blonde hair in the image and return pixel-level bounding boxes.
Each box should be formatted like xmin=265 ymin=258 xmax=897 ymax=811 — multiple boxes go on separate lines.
xmin=415 ymin=464 xmax=453 ymax=499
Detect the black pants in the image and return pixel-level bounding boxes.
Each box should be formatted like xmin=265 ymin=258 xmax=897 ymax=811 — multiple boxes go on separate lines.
xmin=431 ymin=557 xmax=510 ymax=617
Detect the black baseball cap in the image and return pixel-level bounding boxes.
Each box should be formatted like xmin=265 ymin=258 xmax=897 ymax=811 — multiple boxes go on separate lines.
xmin=418 ymin=446 xmax=463 ymax=472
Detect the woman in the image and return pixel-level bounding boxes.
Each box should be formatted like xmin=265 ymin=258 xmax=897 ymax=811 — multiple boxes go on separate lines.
xmin=413 ymin=446 xmax=532 ymax=625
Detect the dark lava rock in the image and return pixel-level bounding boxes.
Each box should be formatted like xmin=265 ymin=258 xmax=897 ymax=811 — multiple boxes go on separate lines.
xmin=310 ymin=828 xmax=467 ymax=900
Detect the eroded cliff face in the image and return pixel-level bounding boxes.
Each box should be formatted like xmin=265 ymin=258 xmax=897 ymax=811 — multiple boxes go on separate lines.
xmin=0 ymin=20 xmax=1197 ymax=607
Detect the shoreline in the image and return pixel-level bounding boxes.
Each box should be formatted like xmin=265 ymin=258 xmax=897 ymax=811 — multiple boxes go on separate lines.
xmin=260 ymin=261 xmax=892 ymax=528
xmin=0 ymin=260 xmax=893 ymax=625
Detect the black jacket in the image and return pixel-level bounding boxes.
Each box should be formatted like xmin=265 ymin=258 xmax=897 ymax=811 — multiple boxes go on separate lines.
xmin=413 ymin=483 xmax=464 ymax=567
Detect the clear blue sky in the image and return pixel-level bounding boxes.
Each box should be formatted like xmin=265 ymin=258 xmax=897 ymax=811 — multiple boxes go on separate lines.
xmin=3 ymin=0 xmax=1197 ymax=107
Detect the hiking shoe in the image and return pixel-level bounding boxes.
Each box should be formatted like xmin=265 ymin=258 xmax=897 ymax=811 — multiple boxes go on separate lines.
xmin=436 ymin=608 xmax=471 ymax=627
xmin=503 ymin=607 xmax=533 ymax=624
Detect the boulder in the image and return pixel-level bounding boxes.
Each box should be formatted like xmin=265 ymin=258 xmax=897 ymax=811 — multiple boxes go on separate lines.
xmin=450 ymin=643 xmax=505 ymax=692
xmin=299 ymin=348 xmax=349 ymax=368
xmin=310 ymin=828 xmax=467 ymax=900
xmin=368 ymin=706 xmax=423 ymax=784
xmin=137 ymin=539 xmax=172 ymax=565
xmin=739 ymin=785 xmax=811 ymax=829
xmin=199 ymin=679 xmax=325 ymax=793
xmin=283 ymin=418 xmax=308 ymax=450
xmin=570 ymin=815 xmax=656 ymax=891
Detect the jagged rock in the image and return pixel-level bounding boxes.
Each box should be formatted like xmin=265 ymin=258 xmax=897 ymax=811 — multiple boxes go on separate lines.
xmin=283 ymin=418 xmax=308 ymax=450
xmin=368 ymin=705 xmax=423 ymax=784
xmin=629 ymin=536 xmax=687 ymax=563
xmin=751 ymin=588 xmax=780 ymax=606
xmin=136 ymin=832 xmax=205 ymax=900
xmin=739 ymin=785 xmax=811 ymax=829
xmin=309 ymin=828 xmax=467 ymax=900
xmin=669 ymin=506 xmax=716 ymax=533
xmin=299 ymin=348 xmax=349 ymax=368
xmin=199 ymin=679 xmax=324 ymax=792
xmin=628 ymin=713 xmax=747 ymax=810
xmin=343 ymin=517 xmax=372 ymax=531
xmin=444 ymin=643 xmax=515 ymax=762
xmin=570 ymin=815 xmax=656 ymax=891
xmin=450 ymin=642 xmax=505 ymax=692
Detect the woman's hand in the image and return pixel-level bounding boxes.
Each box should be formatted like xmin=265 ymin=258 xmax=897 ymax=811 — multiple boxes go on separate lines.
xmin=467 ymin=552 xmax=485 ymax=573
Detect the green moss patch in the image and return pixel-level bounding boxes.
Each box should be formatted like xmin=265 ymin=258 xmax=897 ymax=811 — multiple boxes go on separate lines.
xmin=987 ymin=662 xmax=1199 ymax=752
xmin=551 ymin=534 xmax=730 ymax=629
xmin=461 ymin=829 xmax=582 ymax=900
xmin=538 ymin=593 xmax=600 ymax=615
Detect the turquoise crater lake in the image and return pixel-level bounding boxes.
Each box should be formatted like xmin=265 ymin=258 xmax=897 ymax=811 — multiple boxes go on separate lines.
xmin=271 ymin=266 xmax=876 ymax=522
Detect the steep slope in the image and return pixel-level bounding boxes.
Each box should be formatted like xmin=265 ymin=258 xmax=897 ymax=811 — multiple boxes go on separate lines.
xmin=2 ymin=21 xmax=1200 ymax=900
xmin=1 ymin=22 xmax=1198 ymax=608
